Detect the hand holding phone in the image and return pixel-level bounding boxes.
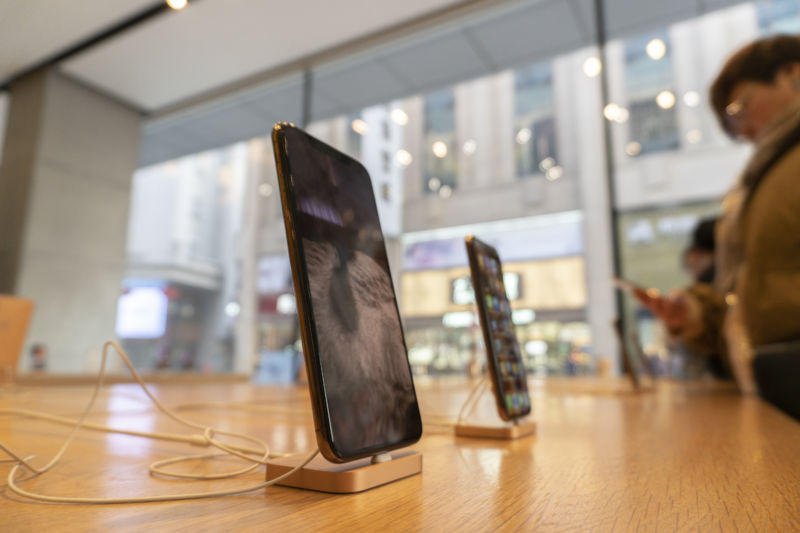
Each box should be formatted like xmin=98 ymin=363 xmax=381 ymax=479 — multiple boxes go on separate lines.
xmin=614 ymin=277 xmax=688 ymax=333
xmin=613 ymin=276 xmax=657 ymax=300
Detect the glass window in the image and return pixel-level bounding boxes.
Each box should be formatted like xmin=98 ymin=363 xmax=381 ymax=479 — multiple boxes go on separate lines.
xmin=628 ymin=98 xmax=680 ymax=154
xmin=617 ymin=201 xmax=721 ymax=378
xmin=121 ymin=146 xmax=250 ymax=373
xmin=423 ymin=89 xmax=457 ymax=195
xmin=514 ymin=62 xmax=557 ymax=177
xmin=758 ymin=0 xmax=800 ymax=34
xmin=345 ymin=113 xmax=363 ymax=159
xmin=624 ymin=31 xmax=679 ymax=155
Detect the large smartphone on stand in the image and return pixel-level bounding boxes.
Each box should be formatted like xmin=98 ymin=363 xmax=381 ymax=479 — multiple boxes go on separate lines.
xmin=465 ymin=235 xmax=531 ymax=421
xmin=271 ymin=123 xmax=422 ymax=463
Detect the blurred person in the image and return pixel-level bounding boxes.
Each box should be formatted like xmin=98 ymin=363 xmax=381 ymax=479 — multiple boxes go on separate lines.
xmin=29 ymin=343 xmax=47 ymax=372
xmin=682 ymin=217 xmax=717 ymax=284
xmin=635 ymin=35 xmax=800 ymax=420
xmin=679 ymin=216 xmax=729 ymax=378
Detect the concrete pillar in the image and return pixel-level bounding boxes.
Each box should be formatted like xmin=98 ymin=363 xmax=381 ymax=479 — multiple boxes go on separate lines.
xmin=569 ymin=48 xmax=620 ymax=375
xmin=0 ymin=68 xmax=140 ymax=373
xmin=233 ymin=140 xmax=263 ymax=374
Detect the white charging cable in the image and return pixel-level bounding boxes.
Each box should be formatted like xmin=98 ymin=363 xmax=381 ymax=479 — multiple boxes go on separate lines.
xmin=456 ymin=375 xmax=491 ymax=425
xmin=1 ymin=340 xmax=318 ymax=504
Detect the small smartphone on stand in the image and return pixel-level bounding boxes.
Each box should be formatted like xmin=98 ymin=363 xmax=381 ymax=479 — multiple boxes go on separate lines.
xmin=464 ymin=235 xmax=531 ymax=422
xmin=271 ymin=123 xmax=422 ymax=463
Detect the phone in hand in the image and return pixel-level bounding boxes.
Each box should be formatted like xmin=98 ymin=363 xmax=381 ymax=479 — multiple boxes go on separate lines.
xmin=271 ymin=123 xmax=422 ymax=462
xmin=465 ymin=235 xmax=531 ymax=421
xmin=612 ymin=276 xmax=646 ymax=294
xmin=613 ymin=276 xmax=661 ymax=302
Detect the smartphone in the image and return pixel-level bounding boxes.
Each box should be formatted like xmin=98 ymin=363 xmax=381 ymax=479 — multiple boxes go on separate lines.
xmin=613 ymin=277 xmax=661 ymax=303
xmin=271 ymin=123 xmax=422 ymax=462
xmin=612 ymin=276 xmax=645 ymax=294
xmin=465 ymin=235 xmax=531 ymax=421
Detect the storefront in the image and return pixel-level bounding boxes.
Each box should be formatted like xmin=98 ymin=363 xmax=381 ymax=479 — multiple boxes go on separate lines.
xmin=400 ymin=213 xmax=592 ymax=376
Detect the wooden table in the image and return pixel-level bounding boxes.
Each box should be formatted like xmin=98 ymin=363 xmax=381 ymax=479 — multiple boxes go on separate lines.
xmin=1 ymin=377 xmax=798 ymax=532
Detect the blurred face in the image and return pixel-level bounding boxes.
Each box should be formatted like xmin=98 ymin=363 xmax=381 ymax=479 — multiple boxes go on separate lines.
xmin=725 ymin=65 xmax=800 ymax=141
xmin=683 ymin=249 xmax=714 ymax=281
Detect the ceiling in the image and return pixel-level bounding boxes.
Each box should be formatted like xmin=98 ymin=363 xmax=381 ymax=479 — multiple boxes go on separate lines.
xmin=0 ymin=0 xmax=157 ymax=84
xmin=60 ymin=0 xmax=473 ymax=111
xmin=1 ymin=0 xmax=748 ymax=167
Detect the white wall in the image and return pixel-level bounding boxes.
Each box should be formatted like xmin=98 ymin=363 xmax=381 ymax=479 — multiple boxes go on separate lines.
xmin=10 ymin=71 xmax=140 ymax=373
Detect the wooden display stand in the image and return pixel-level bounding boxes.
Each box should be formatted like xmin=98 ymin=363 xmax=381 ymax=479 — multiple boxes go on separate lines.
xmin=0 ymin=296 xmax=34 ymax=385
xmin=266 ymin=450 xmax=421 ymax=493
xmin=454 ymin=419 xmax=536 ymax=439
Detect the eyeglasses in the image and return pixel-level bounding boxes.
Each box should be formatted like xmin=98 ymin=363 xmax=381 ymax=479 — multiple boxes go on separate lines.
xmin=724 ymin=87 xmax=755 ymax=137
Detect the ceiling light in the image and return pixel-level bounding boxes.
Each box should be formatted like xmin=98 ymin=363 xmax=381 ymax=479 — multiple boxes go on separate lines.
xmin=276 ymin=294 xmax=296 ymax=315
xmin=516 ymin=128 xmax=532 ymax=144
xmin=582 ymin=57 xmax=602 ymax=78
xmin=396 ymin=149 xmax=413 ymax=167
xmin=224 ymin=302 xmax=240 ymax=317
xmin=683 ymin=91 xmax=700 ymax=107
xmin=646 ymin=39 xmax=666 ymax=60
xmin=462 ymin=139 xmax=477 ymax=155
xmin=625 ymin=142 xmax=642 ymax=156
xmin=439 ymin=185 xmax=453 ymax=199
xmin=428 ymin=177 xmax=441 ymax=191
xmin=432 ymin=141 xmax=448 ymax=158
xmin=258 ymin=184 xmax=273 ymax=197
xmin=391 ymin=108 xmax=408 ymax=126
xmin=604 ymin=104 xmax=629 ymax=123
xmin=603 ymin=103 xmax=621 ymax=121
xmin=166 ymin=0 xmax=187 ymax=9
xmin=656 ymin=90 xmax=676 ymax=110
xmin=539 ymin=157 xmax=555 ymax=171
xmin=351 ymin=119 xmax=368 ymax=135
xmin=545 ymin=166 xmax=563 ymax=181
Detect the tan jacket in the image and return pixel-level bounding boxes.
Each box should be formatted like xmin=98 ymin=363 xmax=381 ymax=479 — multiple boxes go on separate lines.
xmin=737 ymin=143 xmax=800 ymax=347
xmin=680 ymin=100 xmax=800 ymax=390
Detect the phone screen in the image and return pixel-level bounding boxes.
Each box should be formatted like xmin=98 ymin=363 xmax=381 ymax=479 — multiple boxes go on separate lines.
xmin=466 ymin=236 xmax=530 ymax=420
xmin=273 ymin=124 xmax=421 ymax=460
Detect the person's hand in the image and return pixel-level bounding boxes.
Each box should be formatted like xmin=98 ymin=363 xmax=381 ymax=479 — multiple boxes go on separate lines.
xmin=632 ymin=287 xmax=688 ymax=334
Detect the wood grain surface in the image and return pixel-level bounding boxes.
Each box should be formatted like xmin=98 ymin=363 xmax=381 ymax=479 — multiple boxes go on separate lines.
xmin=1 ymin=377 xmax=798 ymax=532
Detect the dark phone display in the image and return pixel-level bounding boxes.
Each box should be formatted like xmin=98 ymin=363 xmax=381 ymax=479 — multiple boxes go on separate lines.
xmin=467 ymin=238 xmax=530 ymax=419
xmin=275 ymin=126 xmax=421 ymax=459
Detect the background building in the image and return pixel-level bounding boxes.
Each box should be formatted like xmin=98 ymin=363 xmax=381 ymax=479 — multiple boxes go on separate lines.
xmin=2 ymin=0 xmax=798 ymax=377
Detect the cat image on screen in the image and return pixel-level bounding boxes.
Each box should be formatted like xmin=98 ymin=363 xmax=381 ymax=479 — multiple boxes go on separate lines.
xmin=304 ymin=239 xmax=417 ymax=452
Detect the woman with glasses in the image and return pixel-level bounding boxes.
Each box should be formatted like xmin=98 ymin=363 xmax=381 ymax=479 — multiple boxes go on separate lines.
xmin=635 ymin=34 xmax=800 ymax=420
